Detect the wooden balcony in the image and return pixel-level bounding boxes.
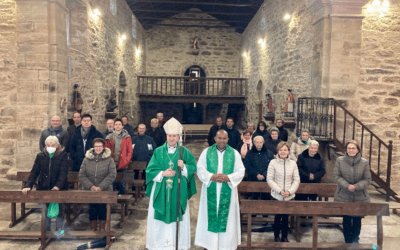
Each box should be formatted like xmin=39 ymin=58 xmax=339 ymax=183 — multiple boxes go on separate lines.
xmin=137 ymin=76 xmax=247 ymax=104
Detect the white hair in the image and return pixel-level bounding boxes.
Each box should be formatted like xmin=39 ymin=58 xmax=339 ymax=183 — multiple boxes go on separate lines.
xmin=309 ymin=140 xmax=319 ymax=147
xmin=45 ymin=136 xmax=59 ymax=145
xmin=253 ymin=135 xmax=265 ymax=144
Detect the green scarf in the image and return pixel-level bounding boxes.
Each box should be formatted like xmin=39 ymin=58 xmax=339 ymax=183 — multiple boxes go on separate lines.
xmin=145 ymin=142 xmax=197 ymax=224
xmin=206 ymin=144 xmax=235 ymax=233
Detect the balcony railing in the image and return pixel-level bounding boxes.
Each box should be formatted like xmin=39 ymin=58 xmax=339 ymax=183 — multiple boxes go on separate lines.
xmin=137 ymin=76 xmax=247 ymax=97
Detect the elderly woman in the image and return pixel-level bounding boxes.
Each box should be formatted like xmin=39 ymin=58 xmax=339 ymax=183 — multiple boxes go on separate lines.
xmin=265 ymin=127 xmax=282 ymax=155
xmin=334 ymin=140 xmax=371 ymax=244
xmin=296 ymin=140 xmax=326 ymax=201
xmin=236 ymin=129 xmax=253 ymax=159
xmin=22 ymin=136 xmax=68 ymax=236
xmin=244 ymin=136 xmax=274 ymax=200
xmin=290 ymin=129 xmax=311 ymax=162
xmin=79 ymin=138 xmax=116 ymax=231
xmin=252 ymin=121 xmax=270 ymax=141
xmin=267 ymin=142 xmax=300 ymax=243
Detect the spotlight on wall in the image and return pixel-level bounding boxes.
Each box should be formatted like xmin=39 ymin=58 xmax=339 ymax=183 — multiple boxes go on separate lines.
xmin=242 ymin=52 xmax=248 ymax=58
xmin=372 ymin=0 xmax=381 ymax=6
xmin=382 ymin=0 xmax=390 ymax=8
xmin=258 ymin=39 xmax=263 ymax=44
xmin=119 ymin=34 xmax=127 ymax=45
xmin=90 ymin=8 xmax=101 ymax=20
xmin=136 ymin=48 xmax=141 ymax=56
xmin=284 ymin=13 xmax=291 ymax=20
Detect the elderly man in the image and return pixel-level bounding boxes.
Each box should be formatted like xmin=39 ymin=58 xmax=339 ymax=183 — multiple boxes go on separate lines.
xmin=195 ymin=129 xmax=245 ymax=250
xmin=121 ymin=116 xmax=134 ymax=138
xmin=145 ymin=118 xmax=166 ymax=148
xmin=39 ymin=116 xmax=69 ymax=151
xmin=132 ymin=124 xmax=157 ymax=163
xmin=146 ymin=118 xmax=197 ymax=250
xmin=68 ymin=114 xmax=103 ymax=172
xmin=67 ymin=112 xmax=81 ymax=138
xmin=225 ymin=118 xmax=241 ymax=149
xmin=103 ymin=119 xmax=115 ymax=137
xmin=207 ymin=116 xmax=225 ymax=146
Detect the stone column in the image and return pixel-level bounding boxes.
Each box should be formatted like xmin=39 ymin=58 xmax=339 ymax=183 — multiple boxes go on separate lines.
xmin=14 ymin=0 xmax=69 ymax=170
xmin=307 ymin=0 xmax=369 ymax=108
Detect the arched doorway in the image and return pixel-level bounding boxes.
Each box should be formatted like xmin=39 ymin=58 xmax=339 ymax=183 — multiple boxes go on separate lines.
xmin=183 ymin=65 xmax=206 ymax=95
xmin=118 ymin=71 xmax=126 ymax=116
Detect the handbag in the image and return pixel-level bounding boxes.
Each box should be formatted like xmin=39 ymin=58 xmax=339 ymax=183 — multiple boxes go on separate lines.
xmin=47 ymin=203 xmax=59 ymax=218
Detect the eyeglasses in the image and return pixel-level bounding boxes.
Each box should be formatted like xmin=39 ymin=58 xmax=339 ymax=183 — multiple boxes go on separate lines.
xmin=94 ymin=146 xmax=104 ymax=148
xmin=347 ymin=147 xmax=358 ymax=150
xmin=82 ymin=119 xmax=91 ymax=122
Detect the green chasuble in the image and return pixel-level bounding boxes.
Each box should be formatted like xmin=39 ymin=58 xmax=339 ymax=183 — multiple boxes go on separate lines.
xmin=206 ymin=144 xmax=235 ymax=233
xmin=146 ymin=142 xmax=197 ymax=224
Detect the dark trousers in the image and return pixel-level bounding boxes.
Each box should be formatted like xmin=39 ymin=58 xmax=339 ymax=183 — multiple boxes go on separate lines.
xmin=46 ymin=203 xmax=65 ymax=231
xmin=295 ymin=193 xmax=317 ymax=201
xmin=113 ymin=169 xmax=126 ymax=195
xmin=272 ymin=197 xmax=289 ymax=238
xmin=89 ymin=203 xmax=106 ymax=221
xmin=343 ymin=216 xmax=362 ymax=243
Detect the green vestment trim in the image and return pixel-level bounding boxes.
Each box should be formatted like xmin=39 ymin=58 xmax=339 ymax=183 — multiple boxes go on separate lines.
xmin=206 ymin=144 xmax=235 ymax=233
xmin=145 ymin=142 xmax=197 ymax=224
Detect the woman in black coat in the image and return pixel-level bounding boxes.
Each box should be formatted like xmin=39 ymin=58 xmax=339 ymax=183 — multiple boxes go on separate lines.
xmin=244 ymin=135 xmax=274 ymax=200
xmin=296 ymin=140 xmax=326 ymax=201
xmin=265 ymin=128 xmax=282 ymax=155
xmin=22 ymin=136 xmax=68 ymax=236
xmin=252 ymin=121 xmax=270 ymax=141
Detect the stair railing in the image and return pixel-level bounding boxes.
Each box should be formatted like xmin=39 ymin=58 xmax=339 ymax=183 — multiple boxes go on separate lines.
xmin=333 ymin=101 xmax=393 ymax=201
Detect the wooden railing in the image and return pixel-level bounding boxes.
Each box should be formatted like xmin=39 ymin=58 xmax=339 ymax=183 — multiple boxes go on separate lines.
xmin=137 ymin=76 xmax=247 ymax=97
xmin=333 ymin=100 xmax=395 ymax=202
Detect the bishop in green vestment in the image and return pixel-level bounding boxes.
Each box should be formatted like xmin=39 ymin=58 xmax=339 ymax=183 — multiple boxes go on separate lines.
xmin=146 ymin=118 xmax=197 ymax=250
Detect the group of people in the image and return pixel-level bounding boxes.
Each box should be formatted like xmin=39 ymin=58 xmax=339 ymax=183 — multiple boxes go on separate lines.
xmin=22 ymin=113 xmax=371 ymax=248
xmin=22 ymin=112 xmax=168 ymax=235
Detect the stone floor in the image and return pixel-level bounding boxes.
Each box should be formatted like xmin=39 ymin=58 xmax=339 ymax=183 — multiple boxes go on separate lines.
xmin=0 ymin=139 xmax=399 ymax=249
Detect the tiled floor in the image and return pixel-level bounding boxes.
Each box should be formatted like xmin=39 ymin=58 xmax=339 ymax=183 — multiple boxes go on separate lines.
xmin=0 ymin=139 xmax=399 ymax=249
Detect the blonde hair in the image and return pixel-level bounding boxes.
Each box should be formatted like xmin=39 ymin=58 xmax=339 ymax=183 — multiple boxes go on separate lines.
xmin=276 ymin=141 xmax=290 ymax=152
xmin=44 ymin=136 xmax=59 ymax=145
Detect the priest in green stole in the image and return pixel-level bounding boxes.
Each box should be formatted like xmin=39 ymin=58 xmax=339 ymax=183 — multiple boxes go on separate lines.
xmin=195 ymin=130 xmax=245 ymax=250
xmin=146 ymin=117 xmax=197 ymax=250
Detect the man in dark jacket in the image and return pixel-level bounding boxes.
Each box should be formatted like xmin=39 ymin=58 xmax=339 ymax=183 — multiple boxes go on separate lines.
xmin=244 ymin=136 xmax=274 ymax=200
xmin=207 ymin=116 xmax=225 ymax=146
xmin=145 ymin=118 xmax=166 ymax=148
xmin=225 ymin=118 xmax=241 ymax=149
xmin=39 ymin=116 xmax=69 ymax=151
xmin=103 ymin=119 xmax=114 ymax=138
xmin=68 ymin=114 xmax=103 ymax=172
xmin=132 ymin=124 xmax=157 ymax=162
xmin=121 ymin=116 xmax=134 ymax=138
xmin=67 ymin=112 xmax=81 ymax=138
xmin=276 ymin=119 xmax=288 ymax=142
xmin=296 ymin=140 xmax=326 ymax=201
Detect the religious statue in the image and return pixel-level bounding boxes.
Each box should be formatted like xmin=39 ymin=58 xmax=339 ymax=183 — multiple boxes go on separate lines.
xmin=265 ymin=93 xmax=274 ymax=116
xmin=106 ymin=87 xmax=118 ymax=112
xmin=283 ymin=89 xmax=295 ymax=119
xmin=72 ymin=84 xmax=83 ymax=113
xmin=193 ymin=37 xmax=199 ymax=50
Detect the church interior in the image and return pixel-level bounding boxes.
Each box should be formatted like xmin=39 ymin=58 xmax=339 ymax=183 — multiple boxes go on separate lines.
xmin=1 ymin=0 xmax=400 ymax=249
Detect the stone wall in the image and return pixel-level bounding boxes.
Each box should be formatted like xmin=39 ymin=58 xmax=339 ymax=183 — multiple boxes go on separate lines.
xmin=67 ymin=0 xmax=145 ymax=129
xmin=145 ymin=9 xmax=241 ymax=78
xmin=0 ymin=0 xmax=18 ymax=177
xmin=359 ymin=1 xmax=400 ymax=191
xmin=241 ymin=0 xmax=314 ymax=133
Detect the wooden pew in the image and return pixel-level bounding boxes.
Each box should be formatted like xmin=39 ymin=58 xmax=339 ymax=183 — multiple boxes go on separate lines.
xmin=182 ymin=124 xmax=212 ymax=142
xmin=0 ymin=190 xmax=118 ymax=250
xmin=127 ymin=161 xmax=147 ymax=203
xmin=12 ymin=172 xmax=133 ymax=228
xmin=238 ymin=182 xmax=338 ymax=240
xmin=239 ymin=200 xmax=389 ymax=250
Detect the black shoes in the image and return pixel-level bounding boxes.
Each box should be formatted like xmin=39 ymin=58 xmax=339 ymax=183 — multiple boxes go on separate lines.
xmin=274 ymin=236 xmax=281 ymax=242
xmin=281 ymin=237 xmax=289 ymax=242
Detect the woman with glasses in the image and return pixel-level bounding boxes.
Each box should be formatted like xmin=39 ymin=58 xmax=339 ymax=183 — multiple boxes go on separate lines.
xmin=79 ymin=138 xmax=116 ymax=231
xmin=333 ymin=140 xmax=371 ymax=244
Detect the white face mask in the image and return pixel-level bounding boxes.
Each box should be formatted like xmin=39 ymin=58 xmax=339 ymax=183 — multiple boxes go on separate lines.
xmin=47 ymin=147 xmax=56 ymax=154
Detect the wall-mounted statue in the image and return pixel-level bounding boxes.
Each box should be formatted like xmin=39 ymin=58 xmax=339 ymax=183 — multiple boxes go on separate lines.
xmin=265 ymin=93 xmax=274 ymax=116
xmin=193 ymin=37 xmax=199 ymax=50
xmin=284 ymin=89 xmax=294 ymax=118
xmin=106 ymin=87 xmax=118 ymax=112
xmin=72 ymin=84 xmax=83 ymax=113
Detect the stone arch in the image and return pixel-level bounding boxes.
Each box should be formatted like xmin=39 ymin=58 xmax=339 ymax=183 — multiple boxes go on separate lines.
xmin=118 ymin=71 xmax=127 ymax=116
xmin=180 ymin=62 xmax=210 ymax=77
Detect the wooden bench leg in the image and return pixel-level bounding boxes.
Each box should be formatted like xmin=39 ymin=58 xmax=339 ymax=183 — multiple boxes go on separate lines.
xmin=295 ymin=215 xmax=301 ymax=242
xmin=377 ymin=215 xmax=383 ymax=250
xmin=106 ymin=203 xmax=112 ymax=249
xmin=39 ymin=203 xmax=52 ymax=250
xmin=247 ymin=213 xmax=252 ymax=250
xmin=10 ymin=203 xmax=16 ymax=228
xmin=312 ymin=216 xmax=318 ymax=250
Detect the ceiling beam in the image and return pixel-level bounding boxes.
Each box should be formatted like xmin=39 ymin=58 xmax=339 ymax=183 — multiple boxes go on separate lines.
xmin=132 ymin=9 xmax=255 ymax=15
xmin=139 ymin=17 xmax=248 ymax=23
xmin=130 ymin=0 xmax=255 ymax=7
xmin=145 ymin=23 xmax=236 ymax=29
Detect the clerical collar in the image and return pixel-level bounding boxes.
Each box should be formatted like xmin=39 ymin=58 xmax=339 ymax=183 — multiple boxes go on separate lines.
xmin=168 ymin=145 xmax=177 ymax=149
xmin=216 ymin=147 xmax=225 ymax=153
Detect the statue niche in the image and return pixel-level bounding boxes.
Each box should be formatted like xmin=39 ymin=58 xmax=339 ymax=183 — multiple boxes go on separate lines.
xmin=105 ymin=87 xmax=118 ymax=119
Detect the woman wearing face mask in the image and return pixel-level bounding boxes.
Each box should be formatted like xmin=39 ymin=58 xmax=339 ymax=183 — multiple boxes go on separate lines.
xmin=22 ymin=136 xmax=68 ymax=237
xmin=290 ymin=129 xmax=311 ymax=162
xmin=334 ymin=140 xmax=371 ymax=244
xmin=267 ymin=142 xmax=300 ymax=243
